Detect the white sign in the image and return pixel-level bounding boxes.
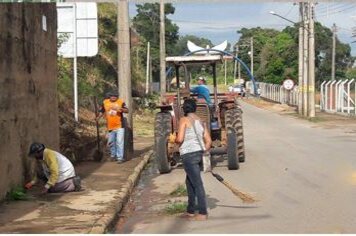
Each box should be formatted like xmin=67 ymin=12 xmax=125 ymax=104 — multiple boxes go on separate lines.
xmin=42 ymin=15 xmax=47 ymax=32
xmin=57 ymin=3 xmax=98 ymax=58
xmin=283 ymin=79 xmax=295 ymax=90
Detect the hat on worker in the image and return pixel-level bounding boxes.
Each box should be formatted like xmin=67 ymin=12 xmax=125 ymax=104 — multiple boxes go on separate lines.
xmin=198 ymin=76 xmax=206 ymax=82
xmin=28 ymin=142 xmax=45 ymax=156
xmin=107 ymin=91 xmax=118 ymax=97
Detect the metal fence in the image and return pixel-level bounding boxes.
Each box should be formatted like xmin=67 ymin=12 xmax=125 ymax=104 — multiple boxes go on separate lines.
xmin=247 ymin=82 xmax=299 ymax=106
xmin=320 ymin=79 xmax=356 ymax=116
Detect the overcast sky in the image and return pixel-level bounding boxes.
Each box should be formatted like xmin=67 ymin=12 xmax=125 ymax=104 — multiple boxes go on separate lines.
xmin=129 ymin=2 xmax=356 ymax=55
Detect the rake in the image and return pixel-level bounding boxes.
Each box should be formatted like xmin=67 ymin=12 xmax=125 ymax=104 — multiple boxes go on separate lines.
xmin=211 ymin=172 xmax=258 ymax=203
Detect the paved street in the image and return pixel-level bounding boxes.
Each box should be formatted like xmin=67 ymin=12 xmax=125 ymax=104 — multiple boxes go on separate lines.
xmin=116 ymin=101 xmax=356 ymax=233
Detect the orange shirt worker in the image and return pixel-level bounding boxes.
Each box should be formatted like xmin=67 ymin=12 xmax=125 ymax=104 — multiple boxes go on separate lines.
xmin=97 ymin=91 xmax=129 ymax=163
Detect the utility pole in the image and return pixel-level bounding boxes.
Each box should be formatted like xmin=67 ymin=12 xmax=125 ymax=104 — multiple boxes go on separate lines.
xmin=160 ymin=0 xmax=166 ymax=94
xmin=73 ymin=3 xmax=78 ymax=122
xmin=331 ymin=23 xmax=337 ymax=81
xmin=238 ymin=48 xmax=241 ymax=81
xmin=298 ymin=2 xmax=304 ymax=115
xmin=145 ymin=41 xmax=150 ymax=94
xmin=308 ymin=2 xmax=316 ymax=118
xmin=233 ymin=45 xmax=237 ymax=82
xmin=118 ymin=0 xmax=133 ymax=154
xmin=250 ymin=37 xmax=254 ymax=76
xmin=224 ymin=59 xmax=227 ymax=85
xmin=303 ymin=3 xmax=309 ymax=117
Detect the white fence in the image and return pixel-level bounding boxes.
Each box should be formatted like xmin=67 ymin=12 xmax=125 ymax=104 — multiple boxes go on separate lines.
xmin=247 ymin=82 xmax=299 ymax=106
xmin=320 ymin=79 xmax=356 ymax=116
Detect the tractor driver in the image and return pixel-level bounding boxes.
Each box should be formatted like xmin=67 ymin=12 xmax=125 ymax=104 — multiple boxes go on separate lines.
xmin=190 ymin=76 xmax=212 ymax=105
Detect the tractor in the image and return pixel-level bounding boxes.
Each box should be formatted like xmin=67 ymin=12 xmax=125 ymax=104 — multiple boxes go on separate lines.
xmin=154 ymin=53 xmax=245 ymax=174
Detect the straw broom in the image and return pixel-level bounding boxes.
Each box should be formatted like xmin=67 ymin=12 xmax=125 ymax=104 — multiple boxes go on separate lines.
xmin=211 ymin=172 xmax=258 ymax=203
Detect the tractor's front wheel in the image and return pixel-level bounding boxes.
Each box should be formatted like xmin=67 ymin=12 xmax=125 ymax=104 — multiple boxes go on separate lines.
xmin=154 ymin=112 xmax=172 ymax=174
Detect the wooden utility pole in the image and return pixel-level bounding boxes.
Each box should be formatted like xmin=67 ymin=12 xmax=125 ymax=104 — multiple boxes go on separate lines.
xmin=331 ymin=23 xmax=337 ymax=81
xmin=308 ymin=2 xmax=316 ymax=118
xmin=146 ymin=41 xmax=150 ymax=94
xmin=303 ymin=3 xmax=309 ymax=117
xmin=160 ymin=0 xmax=166 ymax=94
xmin=118 ymin=0 xmax=133 ymax=154
xmin=233 ymin=45 xmax=238 ymax=82
xmin=224 ymin=59 xmax=227 ymax=85
xmin=298 ymin=2 xmax=304 ymax=115
xmin=250 ymin=37 xmax=254 ymax=76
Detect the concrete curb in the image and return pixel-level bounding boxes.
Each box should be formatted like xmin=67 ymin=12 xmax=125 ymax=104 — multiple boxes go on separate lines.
xmin=88 ymin=150 xmax=154 ymax=234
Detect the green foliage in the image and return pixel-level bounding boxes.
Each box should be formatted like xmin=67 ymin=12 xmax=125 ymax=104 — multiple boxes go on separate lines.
xmin=174 ymin=35 xmax=212 ymax=56
xmin=170 ymin=184 xmax=187 ymax=197
xmin=237 ymin=23 xmax=354 ymax=86
xmin=164 ymin=202 xmax=188 ymax=215
xmin=6 ymin=186 xmax=28 ymax=201
xmin=132 ymin=3 xmax=179 ymax=82
xmin=346 ymin=68 xmax=356 ymax=79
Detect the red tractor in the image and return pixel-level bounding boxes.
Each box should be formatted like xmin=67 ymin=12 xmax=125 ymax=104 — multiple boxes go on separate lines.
xmin=154 ymin=54 xmax=245 ymax=173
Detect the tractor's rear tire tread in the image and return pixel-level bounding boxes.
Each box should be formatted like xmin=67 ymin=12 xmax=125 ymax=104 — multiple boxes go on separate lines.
xmin=225 ymin=108 xmax=246 ymax=164
xmin=154 ymin=112 xmax=172 ymax=174
xmin=225 ymin=109 xmax=240 ymax=170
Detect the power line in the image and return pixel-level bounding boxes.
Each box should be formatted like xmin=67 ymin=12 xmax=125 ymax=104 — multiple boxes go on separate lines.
xmin=283 ymin=3 xmax=296 ymax=18
xmin=316 ymin=4 xmax=356 ymax=17
xmin=316 ymin=3 xmax=352 ymax=13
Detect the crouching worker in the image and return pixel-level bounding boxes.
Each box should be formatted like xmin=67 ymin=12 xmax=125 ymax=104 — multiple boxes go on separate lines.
xmin=25 ymin=143 xmax=81 ymax=194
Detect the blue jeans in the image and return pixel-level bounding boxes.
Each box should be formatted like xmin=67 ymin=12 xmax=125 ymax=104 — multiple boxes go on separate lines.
xmin=108 ymin=128 xmax=125 ymax=160
xmin=181 ymin=151 xmax=207 ymax=215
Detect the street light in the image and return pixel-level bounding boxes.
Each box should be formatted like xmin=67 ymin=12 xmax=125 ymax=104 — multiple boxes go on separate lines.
xmin=269 ymin=11 xmax=298 ymax=25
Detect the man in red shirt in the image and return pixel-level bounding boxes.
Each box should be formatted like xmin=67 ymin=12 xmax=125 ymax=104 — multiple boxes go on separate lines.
xmin=96 ymin=91 xmax=129 ymax=163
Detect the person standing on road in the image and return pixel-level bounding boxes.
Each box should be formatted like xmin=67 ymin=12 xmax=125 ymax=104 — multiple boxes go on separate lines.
xmin=190 ymin=76 xmax=212 ymax=104
xmin=96 ymin=91 xmax=129 ymax=163
xmin=175 ymin=99 xmax=212 ymax=221
xmin=25 ymin=143 xmax=81 ymax=194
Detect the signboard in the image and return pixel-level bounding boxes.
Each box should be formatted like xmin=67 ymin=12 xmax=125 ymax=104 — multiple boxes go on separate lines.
xmin=57 ymin=3 xmax=98 ymax=58
xmin=283 ymin=79 xmax=294 ymax=90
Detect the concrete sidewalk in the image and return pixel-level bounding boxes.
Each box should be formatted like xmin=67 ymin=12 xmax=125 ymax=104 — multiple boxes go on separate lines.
xmin=0 ymin=137 xmax=153 ymax=233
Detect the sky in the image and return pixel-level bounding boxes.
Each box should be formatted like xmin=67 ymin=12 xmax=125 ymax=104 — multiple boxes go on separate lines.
xmin=128 ymin=2 xmax=356 ymax=55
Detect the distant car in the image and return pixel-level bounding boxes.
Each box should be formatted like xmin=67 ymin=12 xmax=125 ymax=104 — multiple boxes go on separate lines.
xmin=229 ymin=84 xmax=246 ymax=97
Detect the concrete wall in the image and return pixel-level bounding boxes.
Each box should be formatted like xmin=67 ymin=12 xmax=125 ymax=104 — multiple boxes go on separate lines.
xmin=0 ymin=4 xmax=59 ymax=200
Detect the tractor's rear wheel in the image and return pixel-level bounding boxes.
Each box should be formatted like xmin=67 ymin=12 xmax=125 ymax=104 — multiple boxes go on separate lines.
xmin=234 ymin=108 xmax=245 ymax=163
xmin=225 ymin=109 xmax=240 ymax=170
xmin=227 ymin=131 xmax=239 ymax=170
xmin=154 ymin=112 xmax=172 ymax=174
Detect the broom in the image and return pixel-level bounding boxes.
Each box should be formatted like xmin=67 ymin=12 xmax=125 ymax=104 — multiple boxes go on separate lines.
xmin=211 ymin=172 xmax=258 ymax=203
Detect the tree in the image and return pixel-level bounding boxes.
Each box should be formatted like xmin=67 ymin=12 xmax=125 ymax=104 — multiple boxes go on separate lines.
xmin=132 ymin=3 xmax=179 ymax=82
xmin=236 ymin=23 xmax=354 ymax=87
xmin=236 ymin=27 xmax=280 ymax=80
xmin=173 ymin=35 xmax=212 ymax=56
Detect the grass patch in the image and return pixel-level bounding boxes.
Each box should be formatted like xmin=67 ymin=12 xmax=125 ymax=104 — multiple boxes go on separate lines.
xmin=307 ymin=117 xmax=325 ymax=123
xmin=133 ymin=109 xmax=156 ymax=137
xmin=164 ymin=202 xmax=188 ymax=215
xmin=6 ymin=186 xmax=29 ymax=201
xmin=170 ymin=184 xmax=187 ymax=197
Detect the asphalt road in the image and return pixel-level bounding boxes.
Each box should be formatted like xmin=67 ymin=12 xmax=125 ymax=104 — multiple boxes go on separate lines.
xmin=115 ymin=101 xmax=356 ymax=233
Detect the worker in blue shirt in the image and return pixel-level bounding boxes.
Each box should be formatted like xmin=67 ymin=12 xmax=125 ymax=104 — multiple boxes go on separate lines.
xmin=190 ymin=76 xmax=212 ymax=104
